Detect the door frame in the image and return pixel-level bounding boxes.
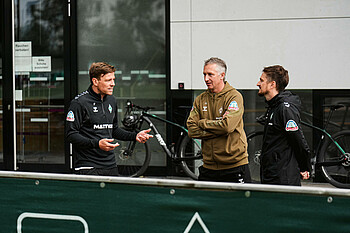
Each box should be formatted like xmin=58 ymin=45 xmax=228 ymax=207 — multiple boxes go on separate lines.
xmin=1 ymin=0 xmax=16 ymax=171
xmin=0 ymin=0 xmax=76 ymax=173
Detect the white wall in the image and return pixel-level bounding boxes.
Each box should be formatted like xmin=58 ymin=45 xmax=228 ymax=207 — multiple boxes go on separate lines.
xmin=171 ymin=0 xmax=350 ymax=90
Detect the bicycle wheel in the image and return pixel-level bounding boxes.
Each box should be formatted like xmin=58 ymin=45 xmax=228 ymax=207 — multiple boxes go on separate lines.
xmin=247 ymin=131 xmax=264 ymax=183
xmin=116 ymin=140 xmax=151 ymax=177
xmin=179 ymin=135 xmax=203 ymax=180
xmin=319 ymin=130 xmax=350 ymax=189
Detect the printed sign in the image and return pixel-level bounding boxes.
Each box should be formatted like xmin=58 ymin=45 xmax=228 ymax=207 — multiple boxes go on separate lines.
xmin=15 ymin=57 xmax=32 ymax=72
xmin=32 ymin=56 xmax=51 ymax=72
xmin=15 ymin=42 xmax=32 ymax=57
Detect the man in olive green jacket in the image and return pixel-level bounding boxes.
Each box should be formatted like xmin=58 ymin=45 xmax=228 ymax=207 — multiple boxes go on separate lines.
xmin=187 ymin=57 xmax=251 ymax=183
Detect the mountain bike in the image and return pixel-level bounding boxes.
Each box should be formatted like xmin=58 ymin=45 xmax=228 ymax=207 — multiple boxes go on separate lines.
xmin=246 ymin=103 xmax=350 ymax=188
xmin=246 ymin=115 xmax=264 ymax=183
xmin=115 ymin=100 xmax=203 ymax=180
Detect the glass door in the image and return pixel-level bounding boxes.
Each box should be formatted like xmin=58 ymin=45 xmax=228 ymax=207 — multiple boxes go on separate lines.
xmin=77 ymin=0 xmax=167 ymax=173
xmin=14 ymin=0 xmax=65 ymax=170
xmin=0 ymin=0 xmax=3 ymax=164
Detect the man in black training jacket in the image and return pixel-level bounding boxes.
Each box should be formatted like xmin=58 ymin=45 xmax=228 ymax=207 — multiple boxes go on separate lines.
xmin=257 ymin=65 xmax=311 ymax=185
xmin=66 ymin=62 xmax=152 ymax=176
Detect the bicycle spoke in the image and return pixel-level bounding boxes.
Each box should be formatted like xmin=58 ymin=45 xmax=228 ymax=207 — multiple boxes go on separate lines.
xmin=247 ymin=131 xmax=264 ymax=183
xmin=116 ymin=140 xmax=151 ymax=177
xmin=320 ymin=131 xmax=350 ymax=188
xmin=179 ymin=136 xmax=203 ymax=180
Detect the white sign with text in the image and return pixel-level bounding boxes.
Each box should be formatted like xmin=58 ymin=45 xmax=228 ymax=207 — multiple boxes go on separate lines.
xmin=15 ymin=42 xmax=32 ymax=57
xmin=32 ymin=56 xmax=51 ymax=72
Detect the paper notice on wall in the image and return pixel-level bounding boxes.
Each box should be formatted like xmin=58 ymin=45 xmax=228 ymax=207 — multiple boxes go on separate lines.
xmin=15 ymin=56 xmax=32 ymax=72
xmin=15 ymin=42 xmax=32 ymax=57
xmin=32 ymin=56 xmax=51 ymax=72
xmin=15 ymin=90 xmax=23 ymax=101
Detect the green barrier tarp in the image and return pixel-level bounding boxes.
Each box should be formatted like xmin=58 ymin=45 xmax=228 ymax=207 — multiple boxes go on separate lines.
xmin=0 ymin=173 xmax=349 ymax=233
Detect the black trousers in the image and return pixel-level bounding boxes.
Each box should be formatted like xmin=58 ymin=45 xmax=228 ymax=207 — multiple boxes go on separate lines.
xmin=75 ymin=167 xmax=119 ymax=176
xmin=198 ymin=164 xmax=251 ymax=183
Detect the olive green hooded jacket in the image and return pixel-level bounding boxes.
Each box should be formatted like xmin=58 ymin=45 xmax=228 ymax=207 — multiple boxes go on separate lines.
xmin=187 ymin=82 xmax=248 ymax=170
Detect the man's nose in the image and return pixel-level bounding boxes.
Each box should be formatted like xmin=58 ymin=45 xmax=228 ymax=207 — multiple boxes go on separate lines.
xmin=204 ymin=75 xmax=209 ymax=81
xmin=257 ymin=81 xmax=260 ymax=86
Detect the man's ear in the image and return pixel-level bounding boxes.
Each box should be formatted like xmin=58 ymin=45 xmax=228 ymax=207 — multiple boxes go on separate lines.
xmin=92 ymin=77 xmax=99 ymax=86
xmin=270 ymin=80 xmax=276 ymax=89
xmin=220 ymin=72 xmax=225 ymax=80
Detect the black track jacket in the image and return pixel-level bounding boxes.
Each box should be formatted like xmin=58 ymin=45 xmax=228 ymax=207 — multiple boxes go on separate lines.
xmin=261 ymin=90 xmax=311 ymax=185
xmin=66 ymin=85 xmax=137 ymax=169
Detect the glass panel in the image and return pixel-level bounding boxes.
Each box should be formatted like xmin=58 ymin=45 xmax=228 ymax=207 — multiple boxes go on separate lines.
xmin=242 ymin=89 xmax=313 ymax=146
xmin=0 ymin=2 xmax=3 ymax=162
xmin=324 ymin=97 xmax=350 ymax=134
xmin=14 ymin=0 xmax=65 ymax=164
xmin=77 ymin=0 xmax=166 ymax=166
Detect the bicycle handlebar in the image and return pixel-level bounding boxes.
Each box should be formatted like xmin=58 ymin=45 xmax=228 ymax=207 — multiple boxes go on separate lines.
xmin=125 ymin=100 xmax=155 ymax=112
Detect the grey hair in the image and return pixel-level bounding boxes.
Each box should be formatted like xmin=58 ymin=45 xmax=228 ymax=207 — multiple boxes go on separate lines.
xmin=204 ymin=57 xmax=227 ymax=78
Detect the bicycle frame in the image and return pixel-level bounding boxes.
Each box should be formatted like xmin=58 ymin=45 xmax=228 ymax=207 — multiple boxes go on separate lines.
xmin=135 ymin=111 xmax=189 ymax=160
xmin=301 ymin=120 xmax=346 ymax=160
xmin=301 ymin=104 xmax=348 ymax=165
xmin=247 ymin=104 xmax=350 ymax=187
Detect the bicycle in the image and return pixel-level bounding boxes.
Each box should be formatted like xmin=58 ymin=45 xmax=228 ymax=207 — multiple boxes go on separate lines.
xmin=246 ymin=115 xmax=264 ymax=183
xmin=246 ymin=103 xmax=350 ymax=188
xmin=115 ymin=100 xmax=203 ymax=180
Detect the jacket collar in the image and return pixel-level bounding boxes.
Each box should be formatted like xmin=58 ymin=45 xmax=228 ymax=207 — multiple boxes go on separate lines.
xmin=88 ymin=85 xmax=106 ymax=101
xmin=207 ymin=81 xmax=234 ymax=97
xmin=266 ymin=92 xmax=281 ymax=107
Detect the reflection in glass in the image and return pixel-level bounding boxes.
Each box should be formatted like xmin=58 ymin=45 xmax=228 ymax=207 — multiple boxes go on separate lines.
xmin=14 ymin=0 xmax=65 ymax=164
xmin=324 ymin=97 xmax=350 ymax=133
xmin=0 ymin=2 xmax=2 ymax=162
xmin=77 ymin=0 xmax=166 ymax=166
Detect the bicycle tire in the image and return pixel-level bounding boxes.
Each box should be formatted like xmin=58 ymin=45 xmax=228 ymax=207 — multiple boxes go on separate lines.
xmin=116 ymin=140 xmax=151 ymax=177
xmin=319 ymin=130 xmax=350 ymax=188
xmin=179 ymin=135 xmax=203 ymax=180
xmin=247 ymin=131 xmax=264 ymax=183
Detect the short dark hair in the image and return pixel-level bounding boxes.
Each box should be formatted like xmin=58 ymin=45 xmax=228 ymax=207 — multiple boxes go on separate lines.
xmin=263 ymin=65 xmax=289 ymax=92
xmin=89 ymin=62 xmax=116 ymax=84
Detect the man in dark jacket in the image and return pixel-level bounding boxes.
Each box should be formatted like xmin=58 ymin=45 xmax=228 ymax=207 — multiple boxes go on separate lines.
xmin=66 ymin=62 xmax=152 ymax=176
xmin=257 ymin=65 xmax=311 ymax=185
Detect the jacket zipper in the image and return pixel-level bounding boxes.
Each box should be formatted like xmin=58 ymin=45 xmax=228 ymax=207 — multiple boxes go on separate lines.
xmin=211 ymin=93 xmax=218 ymax=168
xmin=101 ymin=98 xmax=112 ymax=138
